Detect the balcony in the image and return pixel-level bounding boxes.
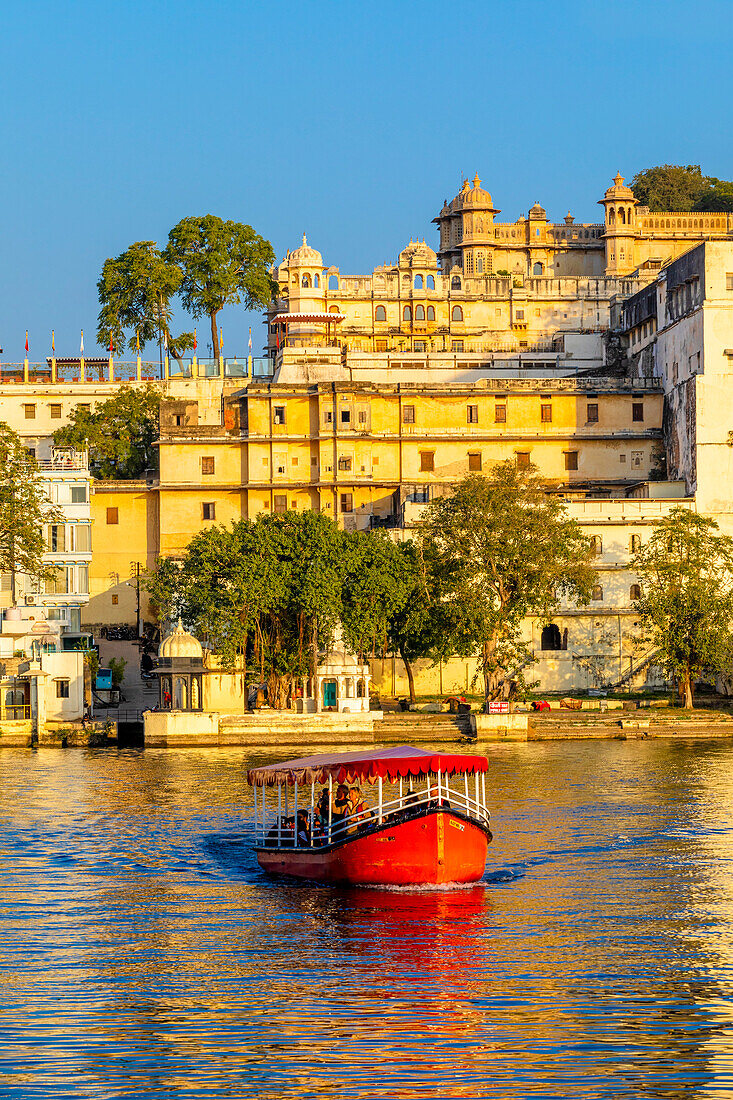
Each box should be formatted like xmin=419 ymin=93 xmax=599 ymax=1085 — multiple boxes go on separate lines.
xmin=37 ymin=448 xmax=89 ymax=471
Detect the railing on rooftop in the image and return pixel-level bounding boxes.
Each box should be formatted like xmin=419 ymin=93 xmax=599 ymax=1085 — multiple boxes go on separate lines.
xmin=0 ymin=357 xmax=274 ymax=384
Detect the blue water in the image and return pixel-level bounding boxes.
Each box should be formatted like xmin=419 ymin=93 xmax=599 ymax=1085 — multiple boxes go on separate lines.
xmin=1 ymin=740 xmax=733 ymax=1098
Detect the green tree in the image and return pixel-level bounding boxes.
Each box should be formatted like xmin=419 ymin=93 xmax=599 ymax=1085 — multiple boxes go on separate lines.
xmin=632 ymin=508 xmax=733 ymax=708
xmin=630 ymin=165 xmax=733 ymax=213
xmin=385 ymin=540 xmax=454 ymax=704
xmin=165 ymin=215 xmax=276 ymax=359
xmin=418 ymin=463 xmax=596 ymax=709
xmin=630 ymin=165 xmax=707 ymax=211
xmin=96 ymin=241 xmax=193 ymax=361
xmin=147 ymin=512 xmax=419 ymax=710
xmin=54 ymin=385 xmax=162 ymax=479
xmin=341 ymin=531 xmax=413 ymax=665
xmin=0 ymin=425 xmax=63 ymax=603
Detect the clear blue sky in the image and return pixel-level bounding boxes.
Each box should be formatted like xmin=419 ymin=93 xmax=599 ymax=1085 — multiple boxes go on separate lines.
xmin=1 ymin=0 xmax=731 ymax=361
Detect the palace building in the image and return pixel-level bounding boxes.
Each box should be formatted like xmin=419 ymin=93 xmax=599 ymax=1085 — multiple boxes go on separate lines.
xmin=3 ymin=174 xmax=733 ymax=694
xmin=267 ymin=175 xmax=733 ymax=359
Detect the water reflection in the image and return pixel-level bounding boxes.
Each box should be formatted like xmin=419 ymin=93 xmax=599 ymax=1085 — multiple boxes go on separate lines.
xmin=1 ymin=743 xmax=733 ymax=1095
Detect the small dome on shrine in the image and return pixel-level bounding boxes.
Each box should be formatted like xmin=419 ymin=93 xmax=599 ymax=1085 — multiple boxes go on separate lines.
xmin=158 ymin=618 xmax=203 ymax=660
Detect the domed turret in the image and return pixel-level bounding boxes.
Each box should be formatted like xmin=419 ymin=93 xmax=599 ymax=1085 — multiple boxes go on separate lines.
xmin=288 ymin=233 xmax=324 ymax=268
xmin=463 ymin=174 xmax=496 ymax=209
xmin=398 ymin=239 xmax=437 ymax=266
xmin=158 ymin=618 xmax=203 ymax=661
xmin=528 ymin=200 xmax=546 ymax=219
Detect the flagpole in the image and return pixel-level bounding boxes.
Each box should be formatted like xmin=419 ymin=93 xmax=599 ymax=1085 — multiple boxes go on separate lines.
xmin=24 ymin=330 xmax=29 ymax=383
xmin=51 ymin=330 xmax=57 ymax=383
xmin=80 ymin=329 xmax=85 ymax=383
xmin=108 ymin=333 xmax=114 ymax=383
xmin=136 ymin=331 xmax=142 ymax=382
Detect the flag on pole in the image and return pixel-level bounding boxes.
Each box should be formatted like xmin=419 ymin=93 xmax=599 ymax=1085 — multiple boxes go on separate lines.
xmin=109 ymin=333 xmax=114 ymax=355
xmin=51 ymin=330 xmax=55 ymax=354
xmin=136 ymin=331 xmax=140 ymax=354
xmin=164 ymin=330 xmax=168 ymax=351
xmin=80 ymin=330 xmax=84 ymax=355
xmin=248 ymin=326 xmax=252 ymax=353
xmin=219 ymin=327 xmax=223 ymax=353
xmin=193 ymin=328 xmax=197 ymax=352
xmin=25 ymin=331 xmax=29 ymax=354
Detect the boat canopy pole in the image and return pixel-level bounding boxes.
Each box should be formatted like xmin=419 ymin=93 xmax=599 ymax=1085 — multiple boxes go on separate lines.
xmin=253 ymin=785 xmax=257 ymax=839
xmin=310 ymin=780 xmax=315 ymax=849
xmin=328 ymin=774 xmax=332 ymax=844
xmin=294 ymin=781 xmax=299 ymax=848
xmin=278 ymin=783 xmax=282 ymax=845
xmin=378 ymin=776 xmax=383 ymax=824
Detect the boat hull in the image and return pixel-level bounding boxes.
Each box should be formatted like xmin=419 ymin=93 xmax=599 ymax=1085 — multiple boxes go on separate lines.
xmin=255 ymin=809 xmax=490 ymax=886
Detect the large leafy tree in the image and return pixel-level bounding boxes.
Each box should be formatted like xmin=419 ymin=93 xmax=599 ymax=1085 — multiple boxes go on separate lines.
xmin=147 ymin=512 xmax=414 ymax=710
xmin=418 ymin=463 xmax=596 ymax=709
xmin=341 ymin=531 xmax=414 ymax=666
xmin=54 ymin=385 xmax=162 ymax=479
xmin=0 ymin=425 xmax=63 ymax=602
xmin=630 ymin=165 xmax=733 ymax=213
xmin=385 ymin=540 xmax=455 ymax=704
xmin=165 ymin=216 xmax=276 ymax=359
xmin=632 ymin=508 xmax=733 ymax=708
xmin=97 ymin=241 xmax=193 ymax=360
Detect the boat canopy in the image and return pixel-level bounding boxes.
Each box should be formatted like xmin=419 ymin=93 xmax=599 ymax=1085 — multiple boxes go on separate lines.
xmin=247 ymin=744 xmax=488 ymax=787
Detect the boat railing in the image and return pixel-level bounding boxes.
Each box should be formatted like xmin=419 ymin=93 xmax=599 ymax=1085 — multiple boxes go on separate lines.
xmin=252 ymin=771 xmax=490 ymax=849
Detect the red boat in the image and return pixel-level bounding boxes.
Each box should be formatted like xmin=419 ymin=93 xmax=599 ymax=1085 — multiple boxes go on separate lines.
xmin=248 ymin=745 xmax=492 ymax=886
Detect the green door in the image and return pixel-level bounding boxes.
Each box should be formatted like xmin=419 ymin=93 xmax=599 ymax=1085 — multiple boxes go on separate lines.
xmin=323 ymin=681 xmax=337 ymax=708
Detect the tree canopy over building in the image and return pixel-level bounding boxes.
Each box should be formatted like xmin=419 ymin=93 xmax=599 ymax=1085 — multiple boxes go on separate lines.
xmin=0 ymin=425 xmax=63 ymax=602
xmin=54 ymin=386 xmax=162 ymax=479
xmin=631 ymin=165 xmax=733 ymax=212
xmin=632 ymin=508 xmax=733 ymax=708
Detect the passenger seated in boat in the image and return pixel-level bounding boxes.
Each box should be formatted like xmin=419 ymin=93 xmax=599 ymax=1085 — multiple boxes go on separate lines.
xmin=296 ymin=809 xmax=311 ymax=846
xmin=347 ymin=786 xmax=371 ymax=831
xmin=405 ymin=787 xmax=419 ymax=806
xmin=332 ymin=784 xmax=350 ymax=830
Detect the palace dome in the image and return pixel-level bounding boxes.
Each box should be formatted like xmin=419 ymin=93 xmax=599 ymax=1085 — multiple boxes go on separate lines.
xmin=398 ymin=239 xmax=437 ymax=265
xmin=462 ymin=174 xmax=495 ymax=208
xmin=288 ymin=233 xmax=324 ymax=267
xmin=528 ymin=200 xmax=546 ymax=219
xmin=159 ymin=618 xmax=203 ymax=660
xmin=602 ymin=172 xmax=636 ymax=201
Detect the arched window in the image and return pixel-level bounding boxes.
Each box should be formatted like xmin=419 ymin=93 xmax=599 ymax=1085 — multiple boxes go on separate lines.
xmin=427 ymin=306 xmax=435 ymax=321
xmin=328 ymin=274 xmax=339 ymax=290
xmin=375 ymin=305 xmax=386 ymax=321
xmin=291 ymin=274 xmax=298 ymax=284
xmin=329 ymin=305 xmax=340 ymax=313
xmin=562 ymin=628 xmax=568 ymax=651
xmin=451 ymin=276 xmax=462 ymax=290
xmin=301 ymin=273 xmax=311 ymax=288
xmin=630 ymin=584 xmax=642 ymax=601
xmin=356 ymin=678 xmax=366 ymax=698
xmin=591 ymin=585 xmax=603 ymax=601
xmin=476 ymin=254 xmax=483 ymax=273
xmin=533 ymin=262 xmax=544 ymax=276
xmin=541 ymin=624 xmax=562 ymax=651
xmin=313 ymin=274 xmax=320 ymax=288
xmin=608 ymin=208 xmax=616 ymax=226
xmin=414 ymin=274 xmax=423 ymax=289
xmin=427 ymin=275 xmax=435 ymax=289
xmin=452 ymin=305 xmax=463 ymax=321
xmin=415 ymin=305 xmax=425 ymax=321
xmin=590 ymin=535 xmax=602 ymax=555
xmin=618 ymin=207 xmax=626 ymax=225
xmin=403 ymin=305 xmax=412 ymax=321
xmin=629 ymin=534 xmax=641 ymax=553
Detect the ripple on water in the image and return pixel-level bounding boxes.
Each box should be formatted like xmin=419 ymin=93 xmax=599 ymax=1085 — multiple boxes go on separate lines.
xmin=1 ymin=741 xmax=733 ymax=1097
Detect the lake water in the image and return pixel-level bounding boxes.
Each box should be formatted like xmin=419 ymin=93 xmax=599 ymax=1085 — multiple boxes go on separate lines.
xmin=2 ymin=740 xmax=733 ymax=1098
